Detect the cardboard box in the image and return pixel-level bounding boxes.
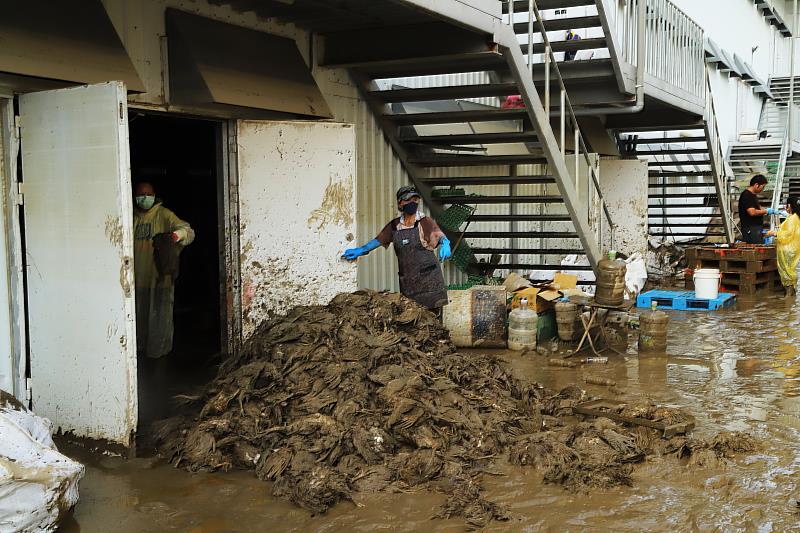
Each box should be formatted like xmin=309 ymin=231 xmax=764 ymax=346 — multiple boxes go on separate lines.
xmin=511 ymin=286 xmax=562 ymax=313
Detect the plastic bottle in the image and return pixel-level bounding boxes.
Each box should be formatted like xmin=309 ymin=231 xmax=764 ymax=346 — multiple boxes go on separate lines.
xmin=508 ymin=297 xmax=538 ymax=351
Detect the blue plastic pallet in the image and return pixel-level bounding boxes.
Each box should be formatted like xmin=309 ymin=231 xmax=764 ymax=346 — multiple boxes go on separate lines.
xmin=636 ymin=290 xmax=735 ymax=311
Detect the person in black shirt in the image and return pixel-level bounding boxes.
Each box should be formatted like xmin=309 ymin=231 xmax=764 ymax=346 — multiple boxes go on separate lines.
xmin=739 ymin=174 xmax=778 ymax=244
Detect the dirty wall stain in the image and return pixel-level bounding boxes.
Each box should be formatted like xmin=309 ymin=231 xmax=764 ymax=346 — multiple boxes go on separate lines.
xmin=105 ymin=215 xmax=124 ymax=248
xmin=306 ymin=175 xmax=354 ymax=230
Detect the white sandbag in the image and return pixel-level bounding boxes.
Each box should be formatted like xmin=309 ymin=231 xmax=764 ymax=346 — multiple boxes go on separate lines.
xmin=0 ymin=391 xmax=84 ymax=532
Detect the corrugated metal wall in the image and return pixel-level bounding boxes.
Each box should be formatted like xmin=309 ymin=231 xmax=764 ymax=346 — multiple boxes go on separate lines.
xmin=316 ymin=67 xmax=409 ymax=292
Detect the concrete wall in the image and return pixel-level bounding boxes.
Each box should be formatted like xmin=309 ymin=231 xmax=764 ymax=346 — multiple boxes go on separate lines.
xmin=599 ymin=158 xmax=649 ymax=258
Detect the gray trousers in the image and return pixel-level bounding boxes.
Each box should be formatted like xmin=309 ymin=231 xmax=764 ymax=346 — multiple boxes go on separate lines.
xmin=136 ymin=286 xmax=175 ymax=359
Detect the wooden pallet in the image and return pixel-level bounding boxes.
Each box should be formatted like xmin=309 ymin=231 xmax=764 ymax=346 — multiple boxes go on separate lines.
xmin=689 ymin=257 xmax=777 ymax=273
xmin=686 ymin=245 xmax=776 ymax=264
xmin=720 ymin=270 xmax=777 ymax=295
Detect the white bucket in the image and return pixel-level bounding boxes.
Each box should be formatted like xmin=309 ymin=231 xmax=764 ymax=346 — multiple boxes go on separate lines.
xmin=694 ymin=268 xmax=721 ymax=299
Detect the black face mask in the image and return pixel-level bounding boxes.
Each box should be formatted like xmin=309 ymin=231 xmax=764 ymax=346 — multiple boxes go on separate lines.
xmin=401 ymin=201 xmax=418 ymax=215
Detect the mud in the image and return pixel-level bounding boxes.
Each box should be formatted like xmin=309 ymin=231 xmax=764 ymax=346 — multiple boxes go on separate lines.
xmin=62 ymin=297 xmax=800 ymax=531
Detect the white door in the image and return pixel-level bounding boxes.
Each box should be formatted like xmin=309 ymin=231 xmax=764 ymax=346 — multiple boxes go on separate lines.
xmin=19 ymin=82 xmax=137 ymax=446
xmin=236 ymin=120 xmax=357 ymax=339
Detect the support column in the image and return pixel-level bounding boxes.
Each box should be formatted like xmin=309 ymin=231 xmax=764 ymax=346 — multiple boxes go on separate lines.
xmin=599 ymin=158 xmax=648 ymax=257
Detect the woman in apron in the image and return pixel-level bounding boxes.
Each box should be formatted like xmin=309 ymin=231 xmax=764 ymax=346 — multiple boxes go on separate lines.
xmin=343 ymin=185 xmax=451 ymax=310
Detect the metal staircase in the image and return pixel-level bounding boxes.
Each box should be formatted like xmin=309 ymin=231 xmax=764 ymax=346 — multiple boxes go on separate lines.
xmin=728 ymin=77 xmax=800 ymax=213
xmin=616 ymin=72 xmax=735 ymax=243
xmin=322 ymin=0 xmax=619 ymax=281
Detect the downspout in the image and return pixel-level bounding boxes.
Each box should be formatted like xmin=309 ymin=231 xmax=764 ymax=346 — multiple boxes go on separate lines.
xmin=556 ymin=0 xmax=646 ymax=117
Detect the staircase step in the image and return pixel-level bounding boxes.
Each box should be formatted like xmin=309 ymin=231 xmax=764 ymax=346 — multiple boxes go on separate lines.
xmin=647 ymin=210 xmax=721 ymax=214
xmin=637 ymin=148 xmax=710 ymax=156
xmin=622 ymin=136 xmax=707 ymax=144
xmin=474 ymin=263 xmax=593 ymax=271
xmin=352 ymin=51 xmax=507 ymax=79
xmin=649 ymin=193 xmax=716 ymax=199
xmin=473 ymin=248 xmax=583 ymax=255
xmin=465 ymin=231 xmax=577 ymax=238
xmin=512 ymin=15 xmax=601 ymax=34
xmin=385 ymin=108 xmax=527 ymax=125
xmin=424 ymin=175 xmax=554 ymax=186
xmin=648 ymin=160 xmax=712 ymax=167
xmin=402 ymin=131 xmax=538 ymax=145
xmin=409 ymin=154 xmax=547 ymax=167
xmin=373 ymin=83 xmax=519 ymax=103
xmin=649 ymin=223 xmax=725 ymax=227
xmin=521 ymin=37 xmax=608 ymax=55
xmin=648 ymin=182 xmax=717 ymax=189
xmin=439 ymin=195 xmax=564 ymax=204
xmin=504 ymin=0 xmax=596 ymax=12
xmin=470 ymin=214 xmax=570 ymax=222
xmin=650 ymin=171 xmax=714 ymax=178
xmin=531 ymin=59 xmax=615 ymax=82
xmin=648 ymin=231 xmax=720 ymax=237
xmin=618 ymin=124 xmax=704 ymax=133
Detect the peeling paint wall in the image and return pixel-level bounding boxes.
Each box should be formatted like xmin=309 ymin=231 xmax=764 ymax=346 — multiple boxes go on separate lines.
xmin=599 ymin=158 xmax=649 ymax=257
xmin=237 ymin=120 xmax=357 ymax=339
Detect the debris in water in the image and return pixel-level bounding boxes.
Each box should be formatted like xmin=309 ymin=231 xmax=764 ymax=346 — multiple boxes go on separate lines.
xmin=549 ymin=358 xmax=577 ymax=368
xmin=585 ymin=376 xmax=617 ymax=387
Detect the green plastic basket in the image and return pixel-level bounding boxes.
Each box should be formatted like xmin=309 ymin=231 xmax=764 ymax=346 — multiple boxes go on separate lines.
xmin=437 ymin=203 xmax=475 ymax=232
xmin=432 ymin=186 xmax=467 ymax=198
xmin=451 ymin=241 xmax=476 ymax=272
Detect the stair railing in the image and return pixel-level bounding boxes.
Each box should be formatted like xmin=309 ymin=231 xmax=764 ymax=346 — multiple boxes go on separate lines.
xmin=703 ymin=69 xmax=735 ymax=242
xmin=770 ymin=110 xmax=792 ymax=224
xmin=507 ymin=0 xmax=617 ymax=253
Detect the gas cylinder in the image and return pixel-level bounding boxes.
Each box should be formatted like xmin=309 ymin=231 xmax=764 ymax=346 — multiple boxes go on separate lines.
xmin=508 ymin=297 xmax=538 ymax=351
xmin=595 ymin=251 xmax=627 ymax=306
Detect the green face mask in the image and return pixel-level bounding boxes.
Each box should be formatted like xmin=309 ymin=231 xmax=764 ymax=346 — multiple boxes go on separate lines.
xmin=135 ymin=195 xmax=155 ymax=210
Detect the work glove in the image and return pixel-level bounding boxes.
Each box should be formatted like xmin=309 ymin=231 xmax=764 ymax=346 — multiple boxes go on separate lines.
xmin=765 ymin=236 xmax=776 ymax=245
xmin=766 ymin=208 xmax=779 ymax=216
xmin=780 ymin=210 xmax=790 ymax=218
xmin=342 ymin=239 xmax=380 ymax=261
xmin=171 ymin=232 xmax=180 ymax=243
xmin=439 ymin=237 xmax=452 ymax=261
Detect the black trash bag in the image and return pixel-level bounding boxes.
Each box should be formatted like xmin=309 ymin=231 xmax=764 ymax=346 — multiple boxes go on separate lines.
xmin=153 ymin=232 xmax=181 ymax=278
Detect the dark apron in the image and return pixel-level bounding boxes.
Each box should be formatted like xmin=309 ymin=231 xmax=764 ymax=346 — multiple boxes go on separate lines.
xmin=392 ymin=221 xmax=448 ymax=309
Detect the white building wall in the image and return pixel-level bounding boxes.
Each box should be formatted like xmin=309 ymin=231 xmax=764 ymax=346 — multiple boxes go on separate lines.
xmin=599 ymin=158 xmax=649 ymax=257
xmin=671 ymin=0 xmax=795 ymax=150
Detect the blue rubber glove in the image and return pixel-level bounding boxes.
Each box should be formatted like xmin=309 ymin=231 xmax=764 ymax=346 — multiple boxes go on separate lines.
xmin=780 ymin=210 xmax=790 ymax=218
xmin=766 ymin=208 xmax=779 ymax=216
xmin=439 ymin=237 xmax=452 ymax=261
xmin=342 ymin=239 xmax=380 ymax=261
xmin=765 ymin=236 xmax=776 ymax=245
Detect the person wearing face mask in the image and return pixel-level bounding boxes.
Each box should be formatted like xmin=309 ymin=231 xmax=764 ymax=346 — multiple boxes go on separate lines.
xmin=342 ymin=185 xmax=451 ymax=310
xmin=133 ymin=181 xmax=195 ymax=359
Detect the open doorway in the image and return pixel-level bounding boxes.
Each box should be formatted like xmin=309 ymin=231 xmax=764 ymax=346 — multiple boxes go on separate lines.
xmin=128 ymin=112 xmax=223 ymax=431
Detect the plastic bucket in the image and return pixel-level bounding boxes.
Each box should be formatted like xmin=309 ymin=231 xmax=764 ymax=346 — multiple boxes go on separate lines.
xmin=693 ymin=268 xmax=720 ymax=299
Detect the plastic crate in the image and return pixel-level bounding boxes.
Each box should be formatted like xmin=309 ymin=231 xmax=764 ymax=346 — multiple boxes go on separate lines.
xmin=437 ymin=204 xmax=475 ymax=232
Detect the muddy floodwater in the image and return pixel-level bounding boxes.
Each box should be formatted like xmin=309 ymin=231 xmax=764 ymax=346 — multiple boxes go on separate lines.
xmin=61 ymin=297 xmax=800 ymax=531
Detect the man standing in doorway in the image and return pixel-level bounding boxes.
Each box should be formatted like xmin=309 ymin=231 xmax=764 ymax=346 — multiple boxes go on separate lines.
xmin=739 ymin=174 xmax=778 ymax=244
xmin=342 ymin=185 xmax=451 ymax=311
xmin=133 ymin=181 xmax=195 ymax=359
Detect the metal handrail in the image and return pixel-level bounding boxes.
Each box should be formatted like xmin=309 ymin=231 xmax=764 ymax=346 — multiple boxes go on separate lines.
xmin=506 ymin=0 xmax=617 ymax=251
xmin=770 ymin=110 xmax=792 ymax=218
xmin=703 ymin=69 xmax=735 ymax=242
xmin=611 ymin=0 xmax=705 ymax=100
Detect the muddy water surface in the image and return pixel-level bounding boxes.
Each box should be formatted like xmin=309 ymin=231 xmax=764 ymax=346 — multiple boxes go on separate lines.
xmin=62 ymin=297 xmax=800 ymax=531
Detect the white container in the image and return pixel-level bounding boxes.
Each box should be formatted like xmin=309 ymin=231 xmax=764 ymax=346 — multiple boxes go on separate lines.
xmin=694 ymin=268 xmax=721 ymax=299
xmin=508 ymin=298 xmax=538 ymax=351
